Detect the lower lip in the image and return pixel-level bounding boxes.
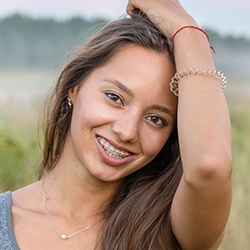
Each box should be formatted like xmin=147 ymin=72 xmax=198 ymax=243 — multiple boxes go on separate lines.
xmin=95 ymin=138 xmax=134 ymax=166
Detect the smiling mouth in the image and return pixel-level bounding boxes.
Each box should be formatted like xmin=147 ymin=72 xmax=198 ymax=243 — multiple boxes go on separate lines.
xmin=97 ymin=137 xmax=131 ymax=159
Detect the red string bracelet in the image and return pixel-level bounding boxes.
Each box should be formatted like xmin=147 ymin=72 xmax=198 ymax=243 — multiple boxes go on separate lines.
xmin=172 ymin=25 xmax=216 ymax=53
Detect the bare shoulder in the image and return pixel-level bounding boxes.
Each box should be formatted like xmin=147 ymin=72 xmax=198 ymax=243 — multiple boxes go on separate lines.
xmin=11 ymin=181 xmax=44 ymax=235
xmin=11 ymin=181 xmax=101 ymax=250
xmin=12 ymin=181 xmax=42 ymax=210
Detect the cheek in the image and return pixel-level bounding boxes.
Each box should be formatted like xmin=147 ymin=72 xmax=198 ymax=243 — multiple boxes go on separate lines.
xmin=142 ymin=132 xmax=170 ymax=159
xmin=71 ymin=97 xmax=111 ymax=133
xmin=72 ymin=93 xmax=98 ymax=121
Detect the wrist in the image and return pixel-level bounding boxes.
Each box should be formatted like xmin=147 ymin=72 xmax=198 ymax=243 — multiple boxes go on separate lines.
xmin=172 ymin=26 xmax=216 ymax=53
xmin=172 ymin=28 xmax=215 ymax=70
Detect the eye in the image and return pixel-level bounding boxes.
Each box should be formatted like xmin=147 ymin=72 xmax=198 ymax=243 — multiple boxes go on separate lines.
xmin=105 ymin=91 xmax=124 ymax=105
xmin=145 ymin=114 xmax=167 ymax=127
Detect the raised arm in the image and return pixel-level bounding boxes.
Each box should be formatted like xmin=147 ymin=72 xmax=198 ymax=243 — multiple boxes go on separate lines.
xmin=127 ymin=1 xmax=232 ymax=249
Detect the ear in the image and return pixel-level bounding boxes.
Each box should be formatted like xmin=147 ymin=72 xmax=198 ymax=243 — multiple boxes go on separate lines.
xmin=68 ymin=85 xmax=79 ymax=105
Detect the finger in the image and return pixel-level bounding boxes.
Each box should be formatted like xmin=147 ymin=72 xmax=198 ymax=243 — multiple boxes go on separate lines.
xmin=126 ymin=2 xmax=136 ymax=16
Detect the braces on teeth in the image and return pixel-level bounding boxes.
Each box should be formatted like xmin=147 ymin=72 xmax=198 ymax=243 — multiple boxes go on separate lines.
xmin=97 ymin=137 xmax=131 ymax=159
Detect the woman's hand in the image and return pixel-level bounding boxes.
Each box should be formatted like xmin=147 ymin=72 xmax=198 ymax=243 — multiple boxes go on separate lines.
xmin=126 ymin=0 xmax=197 ymax=38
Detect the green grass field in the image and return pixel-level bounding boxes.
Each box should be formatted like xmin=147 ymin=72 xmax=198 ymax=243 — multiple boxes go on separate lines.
xmin=0 ymin=72 xmax=249 ymax=248
xmin=220 ymin=96 xmax=250 ymax=249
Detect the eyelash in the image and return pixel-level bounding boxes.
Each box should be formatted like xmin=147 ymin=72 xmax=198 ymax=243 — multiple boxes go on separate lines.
xmin=105 ymin=91 xmax=124 ymax=105
xmin=145 ymin=115 xmax=167 ymax=127
xmin=105 ymin=91 xmax=167 ymax=127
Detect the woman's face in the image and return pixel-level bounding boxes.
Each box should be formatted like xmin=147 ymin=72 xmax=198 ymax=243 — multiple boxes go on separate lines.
xmin=67 ymin=44 xmax=177 ymax=183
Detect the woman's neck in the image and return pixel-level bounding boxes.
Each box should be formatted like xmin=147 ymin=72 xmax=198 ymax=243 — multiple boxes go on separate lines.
xmin=43 ymin=163 xmax=119 ymax=219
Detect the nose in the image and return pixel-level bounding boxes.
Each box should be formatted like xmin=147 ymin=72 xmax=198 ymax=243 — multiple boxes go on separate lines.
xmin=111 ymin=112 xmax=139 ymax=143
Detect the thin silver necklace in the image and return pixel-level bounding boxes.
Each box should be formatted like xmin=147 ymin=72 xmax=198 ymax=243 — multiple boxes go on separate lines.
xmin=41 ymin=178 xmax=100 ymax=240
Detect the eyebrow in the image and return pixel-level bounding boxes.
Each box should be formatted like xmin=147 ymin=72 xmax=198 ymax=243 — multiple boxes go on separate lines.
xmin=103 ymin=79 xmax=134 ymax=97
xmin=151 ymin=105 xmax=175 ymax=118
xmin=103 ymin=78 xmax=175 ymax=118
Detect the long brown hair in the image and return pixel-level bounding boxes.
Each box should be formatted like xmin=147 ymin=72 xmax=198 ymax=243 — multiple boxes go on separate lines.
xmin=38 ymin=10 xmax=182 ymax=249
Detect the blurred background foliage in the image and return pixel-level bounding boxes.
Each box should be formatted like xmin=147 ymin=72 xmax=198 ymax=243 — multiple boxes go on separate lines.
xmin=0 ymin=14 xmax=107 ymax=70
xmin=1 ymin=14 xmax=250 ymax=76
xmin=0 ymin=14 xmax=249 ymax=249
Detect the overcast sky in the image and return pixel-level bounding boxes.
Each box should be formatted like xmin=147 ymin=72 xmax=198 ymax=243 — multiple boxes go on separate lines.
xmin=1 ymin=0 xmax=250 ymax=38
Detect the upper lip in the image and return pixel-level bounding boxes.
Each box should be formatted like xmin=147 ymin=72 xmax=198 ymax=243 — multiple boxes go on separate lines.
xmin=96 ymin=135 xmax=136 ymax=155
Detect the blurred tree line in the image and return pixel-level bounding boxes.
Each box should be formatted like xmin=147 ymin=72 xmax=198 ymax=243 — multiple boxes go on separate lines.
xmin=0 ymin=14 xmax=250 ymax=78
xmin=0 ymin=14 xmax=107 ymax=70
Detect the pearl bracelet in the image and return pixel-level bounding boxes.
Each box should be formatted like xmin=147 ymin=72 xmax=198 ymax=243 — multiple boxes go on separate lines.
xmin=170 ymin=67 xmax=227 ymax=96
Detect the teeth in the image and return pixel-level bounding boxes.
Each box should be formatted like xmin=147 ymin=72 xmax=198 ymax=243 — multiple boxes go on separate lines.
xmin=97 ymin=137 xmax=131 ymax=159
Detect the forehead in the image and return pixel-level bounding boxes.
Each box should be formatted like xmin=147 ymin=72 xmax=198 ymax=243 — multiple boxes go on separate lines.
xmin=104 ymin=45 xmax=175 ymax=91
xmin=80 ymin=44 xmax=177 ymax=116
xmin=103 ymin=44 xmax=174 ymax=83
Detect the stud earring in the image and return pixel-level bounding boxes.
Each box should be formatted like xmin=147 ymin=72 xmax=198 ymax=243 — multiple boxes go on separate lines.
xmin=66 ymin=96 xmax=72 ymax=108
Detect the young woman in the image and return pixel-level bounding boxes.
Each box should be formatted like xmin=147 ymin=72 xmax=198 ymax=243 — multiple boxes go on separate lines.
xmin=0 ymin=0 xmax=232 ymax=249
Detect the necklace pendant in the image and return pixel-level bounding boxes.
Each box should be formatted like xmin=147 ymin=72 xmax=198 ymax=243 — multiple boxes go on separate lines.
xmin=61 ymin=234 xmax=67 ymax=240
